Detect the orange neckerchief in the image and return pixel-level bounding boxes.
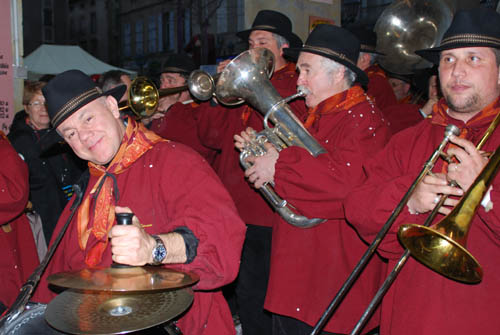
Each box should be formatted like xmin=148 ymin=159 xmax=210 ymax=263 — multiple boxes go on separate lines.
xmin=398 ymin=94 xmax=413 ymax=104
xmin=241 ymin=62 xmax=297 ymax=125
xmin=77 ymin=117 xmax=166 ymax=267
xmin=304 ymin=86 xmax=367 ymax=129
xmin=431 ymin=96 xmax=500 ymax=172
xmin=366 ymin=64 xmax=387 ymax=79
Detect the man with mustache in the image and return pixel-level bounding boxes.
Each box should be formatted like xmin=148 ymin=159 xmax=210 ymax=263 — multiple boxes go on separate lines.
xmin=345 ymin=8 xmax=500 ymax=335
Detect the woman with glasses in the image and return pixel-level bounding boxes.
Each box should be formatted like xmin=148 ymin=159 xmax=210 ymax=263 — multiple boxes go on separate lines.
xmin=8 ymin=81 xmax=85 ymax=246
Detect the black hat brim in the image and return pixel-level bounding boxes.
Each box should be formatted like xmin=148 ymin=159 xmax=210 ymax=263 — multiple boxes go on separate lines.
xmin=284 ymin=47 xmax=369 ymax=86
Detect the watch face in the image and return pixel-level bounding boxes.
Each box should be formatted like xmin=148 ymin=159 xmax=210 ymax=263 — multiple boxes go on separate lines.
xmin=153 ymin=244 xmax=167 ymax=263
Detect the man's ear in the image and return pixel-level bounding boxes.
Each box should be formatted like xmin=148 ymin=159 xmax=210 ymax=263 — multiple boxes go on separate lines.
xmin=105 ymin=95 xmax=120 ymax=119
xmin=279 ymin=43 xmax=290 ymax=57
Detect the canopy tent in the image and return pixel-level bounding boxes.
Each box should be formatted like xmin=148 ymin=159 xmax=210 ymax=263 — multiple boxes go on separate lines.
xmin=24 ymin=44 xmax=136 ymax=80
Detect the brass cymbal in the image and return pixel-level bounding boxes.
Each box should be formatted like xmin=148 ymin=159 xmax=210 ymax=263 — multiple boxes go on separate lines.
xmin=47 ymin=266 xmax=199 ymax=292
xmin=45 ymin=288 xmax=193 ymax=334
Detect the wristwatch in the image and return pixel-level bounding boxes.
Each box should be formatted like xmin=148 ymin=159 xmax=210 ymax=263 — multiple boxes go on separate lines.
xmin=150 ymin=235 xmax=167 ymax=265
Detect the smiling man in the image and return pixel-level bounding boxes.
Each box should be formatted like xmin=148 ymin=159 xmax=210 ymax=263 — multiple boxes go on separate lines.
xmin=345 ymin=8 xmax=500 ymax=335
xmin=32 ymin=70 xmax=246 ymax=335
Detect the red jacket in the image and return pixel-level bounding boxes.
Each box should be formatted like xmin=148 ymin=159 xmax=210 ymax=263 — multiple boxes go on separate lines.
xmin=150 ymin=101 xmax=218 ymax=166
xmin=197 ymin=63 xmax=307 ymax=227
xmin=265 ymin=88 xmax=391 ymax=333
xmin=0 ymin=135 xmax=39 ymax=309
xmin=365 ymin=64 xmax=397 ymax=110
xmin=345 ymin=97 xmax=500 ymax=335
xmin=33 ymin=141 xmax=246 ymax=335
xmin=383 ymin=103 xmax=425 ymax=135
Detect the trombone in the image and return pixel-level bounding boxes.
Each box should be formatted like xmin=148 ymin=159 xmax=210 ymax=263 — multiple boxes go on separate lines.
xmin=312 ymin=112 xmax=500 ymax=335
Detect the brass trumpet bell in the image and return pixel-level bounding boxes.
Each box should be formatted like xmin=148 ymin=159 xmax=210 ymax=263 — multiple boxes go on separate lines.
xmin=398 ymin=145 xmax=500 ymax=283
xmin=127 ymin=76 xmax=159 ymax=118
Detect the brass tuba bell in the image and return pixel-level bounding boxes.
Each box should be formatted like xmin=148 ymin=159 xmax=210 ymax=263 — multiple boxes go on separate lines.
xmin=374 ymin=0 xmax=453 ymax=74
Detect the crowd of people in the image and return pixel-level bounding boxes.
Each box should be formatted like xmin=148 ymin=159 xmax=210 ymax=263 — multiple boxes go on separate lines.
xmin=1 ymin=6 xmax=500 ymax=335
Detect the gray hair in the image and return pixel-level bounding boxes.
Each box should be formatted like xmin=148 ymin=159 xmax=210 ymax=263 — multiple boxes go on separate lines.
xmin=271 ymin=33 xmax=290 ymax=49
xmin=99 ymin=70 xmax=129 ymax=91
xmin=320 ymin=57 xmax=357 ymax=87
xmin=359 ymin=52 xmax=377 ymax=66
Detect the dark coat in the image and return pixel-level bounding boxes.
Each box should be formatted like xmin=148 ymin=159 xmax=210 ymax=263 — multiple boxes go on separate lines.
xmin=8 ymin=111 xmax=86 ymax=242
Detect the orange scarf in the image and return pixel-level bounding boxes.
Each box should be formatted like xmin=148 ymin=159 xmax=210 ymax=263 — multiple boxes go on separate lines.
xmin=304 ymin=86 xmax=367 ymax=129
xmin=77 ymin=117 xmax=166 ymax=267
xmin=431 ymin=97 xmax=500 ymax=172
xmin=366 ymin=64 xmax=387 ymax=79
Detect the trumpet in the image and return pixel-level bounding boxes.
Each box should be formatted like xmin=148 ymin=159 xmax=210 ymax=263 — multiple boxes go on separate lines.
xmin=118 ymin=70 xmax=223 ymax=119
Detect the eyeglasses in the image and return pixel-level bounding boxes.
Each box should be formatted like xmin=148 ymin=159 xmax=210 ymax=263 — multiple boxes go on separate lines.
xmin=28 ymin=101 xmax=46 ymax=109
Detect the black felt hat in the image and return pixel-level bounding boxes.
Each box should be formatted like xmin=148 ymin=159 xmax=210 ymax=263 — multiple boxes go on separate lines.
xmin=236 ymin=10 xmax=303 ymax=49
xmin=347 ymin=26 xmax=384 ymax=55
xmin=160 ymin=54 xmax=197 ymax=75
xmin=416 ymin=7 xmax=500 ymax=64
xmin=284 ymin=24 xmax=368 ymax=86
xmin=42 ymin=70 xmax=126 ymax=128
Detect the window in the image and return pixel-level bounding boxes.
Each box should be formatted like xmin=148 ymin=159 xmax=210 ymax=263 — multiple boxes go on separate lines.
xmin=217 ymin=0 xmax=228 ymax=33
xmin=169 ymin=11 xmax=175 ymax=50
xmin=184 ymin=8 xmax=191 ymax=46
xmin=135 ymin=20 xmax=144 ymax=55
xmin=44 ymin=27 xmax=53 ymax=42
xmin=123 ymin=23 xmax=131 ymax=57
xmin=90 ymin=12 xmax=96 ymax=34
xmin=79 ymin=16 xmax=86 ymax=35
xmin=162 ymin=11 xmax=175 ymax=51
xmin=148 ymin=15 xmax=157 ymax=53
xmin=158 ymin=14 xmax=163 ymax=52
xmin=237 ymin=0 xmax=244 ymax=31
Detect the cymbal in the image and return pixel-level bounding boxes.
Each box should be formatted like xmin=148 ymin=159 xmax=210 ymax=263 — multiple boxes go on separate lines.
xmin=47 ymin=266 xmax=199 ymax=292
xmin=45 ymin=288 xmax=193 ymax=334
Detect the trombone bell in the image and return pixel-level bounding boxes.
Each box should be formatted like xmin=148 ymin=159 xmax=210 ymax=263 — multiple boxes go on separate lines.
xmin=398 ymin=224 xmax=482 ymax=283
xmin=398 ymin=144 xmax=500 ymax=283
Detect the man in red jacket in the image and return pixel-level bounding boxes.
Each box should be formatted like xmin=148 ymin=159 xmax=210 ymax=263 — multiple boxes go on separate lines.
xmin=349 ymin=27 xmax=397 ymax=110
xmin=235 ymin=24 xmax=391 ymax=334
xmin=196 ymin=10 xmax=306 ymax=335
xmin=32 ymin=70 xmax=246 ymax=335
xmin=0 ymin=132 xmax=38 ymax=314
xmin=149 ymin=54 xmax=218 ymax=165
xmin=345 ymin=8 xmax=500 ymax=335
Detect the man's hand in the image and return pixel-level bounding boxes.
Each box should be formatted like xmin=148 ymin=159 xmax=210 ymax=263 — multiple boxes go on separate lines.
xmin=216 ymin=59 xmax=231 ymax=74
xmin=157 ymin=94 xmax=178 ymax=113
xmin=407 ymin=173 xmax=463 ymax=216
xmin=244 ymin=143 xmax=279 ymax=189
xmin=446 ymin=135 xmax=488 ymax=192
xmin=234 ymin=127 xmax=256 ymax=151
xmin=110 ymin=206 xmax=156 ymax=266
